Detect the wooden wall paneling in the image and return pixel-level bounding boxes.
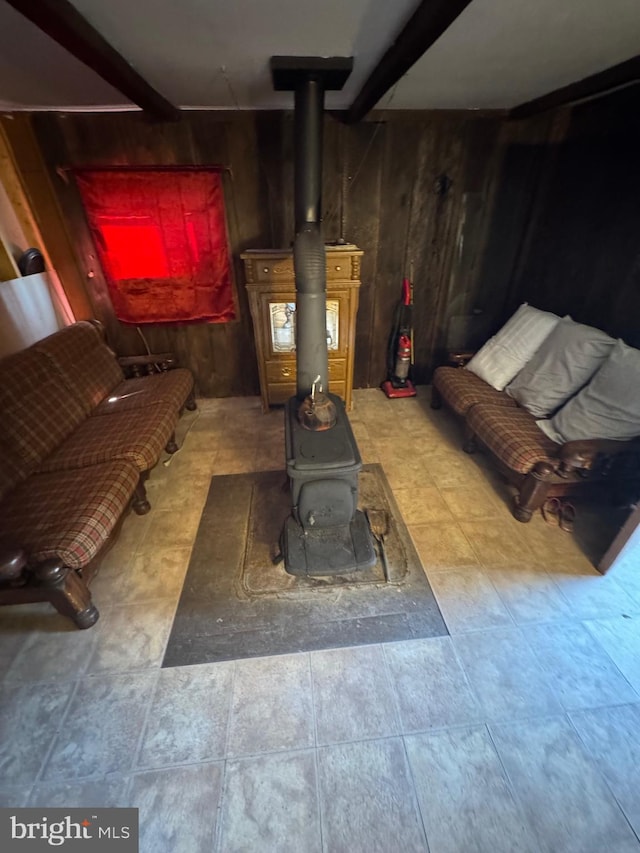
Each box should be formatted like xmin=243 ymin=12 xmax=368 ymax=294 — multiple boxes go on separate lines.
xmin=503 ymin=111 xmax=571 ymax=318
xmin=608 ymin=253 xmax=640 ymax=349
xmin=491 ymin=97 xmax=640 ymax=349
xmin=512 ymin=133 xmax=640 ymax=339
xmin=598 ymin=129 xmax=640 ymax=347
xmin=253 ymin=112 xmax=283 ymax=247
xmin=0 ymin=115 xmax=91 ymax=319
xmin=260 ymin=112 xmax=296 ymax=248
xmin=189 ymin=113 xmax=252 ymax=396
xmin=250 ymin=111 xmax=292 ymax=247
xmin=186 ymin=322 xmax=217 ymax=397
xmin=321 ymin=115 xmax=344 ymax=244
xmin=30 ymin=111 xmax=263 ymax=397
xmin=66 ymin=112 xmax=191 ymax=166
xmin=566 ymin=83 xmax=640 ymax=142
xmin=401 ymin=120 xmax=444 ymax=383
xmin=0 ymin=235 xmax=20 ymax=280
xmin=421 ymin=119 xmax=470 ymax=377
xmin=27 ymin=108 xmax=552 ymax=396
xmin=470 ymin=113 xmax=558 ymax=333
xmin=474 ymin=142 xmax=547 ymax=324
xmin=434 ymin=118 xmax=504 ymax=351
xmin=343 ymin=120 xmax=385 ymax=388
xmin=519 ymin=142 xmax=603 ymax=316
xmin=367 ymin=119 xmax=424 ymax=388
xmin=186 ymin=112 xmax=251 ymax=397
xmin=458 ymin=117 xmax=506 ymax=300
xmin=280 ymin=113 xmax=295 ymax=246
xmin=30 ymin=113 xmax=119 ymax=339
xmin=223 ymin=114 xmax=272 ymax=394
xmin=223 ymin=114 xmax=271 ymax=250
xmin=514 ymin=91 xmax=640 ymax=345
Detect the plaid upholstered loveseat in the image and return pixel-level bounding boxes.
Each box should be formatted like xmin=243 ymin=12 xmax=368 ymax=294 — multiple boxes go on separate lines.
xmin=0 ymin=321 xmax=195 ymax=628
xmin=431 ymin=357 xmax=640 ymax=524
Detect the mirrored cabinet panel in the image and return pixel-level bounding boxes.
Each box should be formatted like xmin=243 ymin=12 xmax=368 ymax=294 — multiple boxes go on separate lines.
xmin=268 ymin=299 xmax=340 ymax=354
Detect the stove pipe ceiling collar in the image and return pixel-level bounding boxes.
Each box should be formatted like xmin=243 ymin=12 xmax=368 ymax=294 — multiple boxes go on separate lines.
xmin=270 ymin=57 xmax=353 ymax=400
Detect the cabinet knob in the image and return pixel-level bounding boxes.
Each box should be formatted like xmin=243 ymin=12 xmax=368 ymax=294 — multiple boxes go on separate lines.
xmin=335 ymin=265 xmax=341 ymax=271
xmin=281 ymin=366 xmax=291 ymax=378
xmin=263 ymin=267 xmax=270 ymax=273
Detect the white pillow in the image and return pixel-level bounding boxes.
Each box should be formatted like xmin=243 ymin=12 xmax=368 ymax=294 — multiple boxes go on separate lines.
xmin=506 ymin=318 xmax=615 ymax=418
xmin=465 ymin=303 xmax=561 ymax=391
xmin=537 ymin=339 xmax=640 ymax=443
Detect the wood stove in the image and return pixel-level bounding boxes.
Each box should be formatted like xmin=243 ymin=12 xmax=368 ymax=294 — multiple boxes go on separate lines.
xmin=271 ymin=56 xmax=375 ymax=577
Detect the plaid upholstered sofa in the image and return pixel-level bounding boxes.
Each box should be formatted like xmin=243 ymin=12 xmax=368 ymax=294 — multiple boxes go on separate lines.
xmin=431 ymin=307 xmax=640 ymax=523
xmin=0 ymin=321 xmax=195 ymax=628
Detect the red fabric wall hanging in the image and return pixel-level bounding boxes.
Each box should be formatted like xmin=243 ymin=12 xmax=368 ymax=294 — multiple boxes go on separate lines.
xmin=75 ymin=167 xmax=236 ymax=324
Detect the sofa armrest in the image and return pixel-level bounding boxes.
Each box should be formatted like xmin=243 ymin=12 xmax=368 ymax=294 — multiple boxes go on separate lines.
xmin=117 ymin=353 xmax=178 ymax=377
xmin=559 ymin=437 xmax=640 ymax=477
xmin=447 ymin=350 xmax=475 ymax=368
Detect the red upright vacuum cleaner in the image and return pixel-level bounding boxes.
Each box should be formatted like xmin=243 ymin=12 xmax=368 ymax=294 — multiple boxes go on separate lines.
xmin=381 ymin=276 xmax=417 ymax=398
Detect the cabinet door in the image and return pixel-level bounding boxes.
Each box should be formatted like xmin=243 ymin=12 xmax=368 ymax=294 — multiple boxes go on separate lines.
xmin=261 ymin=291 xmax=349 ymax=358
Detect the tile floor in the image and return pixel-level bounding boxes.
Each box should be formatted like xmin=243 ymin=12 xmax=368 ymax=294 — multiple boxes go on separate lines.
xmin=1 ymin=389 xmax=640 ymax=852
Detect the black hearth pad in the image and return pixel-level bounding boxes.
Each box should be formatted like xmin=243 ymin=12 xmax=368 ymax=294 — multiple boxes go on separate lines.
xmin=162 ymin=464 xmax=447 ymax=666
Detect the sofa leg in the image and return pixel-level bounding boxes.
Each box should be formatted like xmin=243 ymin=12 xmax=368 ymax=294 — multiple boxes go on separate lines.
xmin=165 ymin=432 xmax=178 ymax=454
xmin=34 ymin=559 xmax=99 ymax=629
xmin=513 ymin=462 xmax=555 ymax=522
xmin=512 ymin=497 xmax=534 ymax=523
xmin=463 ymin=426 xmax=478 ymax=454
xmin=185 ymin=390 xmax=197 ymax=411
xmin=133 ymin=478 xmax=151 ymax=515
xmin=430 ymin=386 xmax=442 ymax=410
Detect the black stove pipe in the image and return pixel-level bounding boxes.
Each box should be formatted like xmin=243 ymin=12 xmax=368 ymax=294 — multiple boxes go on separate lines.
xmin=293 ymin=75 xmax=329 ymax=400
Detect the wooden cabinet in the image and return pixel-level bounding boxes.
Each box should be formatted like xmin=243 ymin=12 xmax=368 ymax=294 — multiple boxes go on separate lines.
xmin=241 ymin=245 xmax=363 ymax=411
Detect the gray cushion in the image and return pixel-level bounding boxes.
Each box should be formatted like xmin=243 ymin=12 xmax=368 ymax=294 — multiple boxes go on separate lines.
xmin=537 ymin=339 xmax=640 ymax=443
xmin=506 ymin=318 xmax=615 ymax=418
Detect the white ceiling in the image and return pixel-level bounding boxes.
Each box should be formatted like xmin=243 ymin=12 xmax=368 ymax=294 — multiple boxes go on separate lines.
xmin=0 ymin=0 xmax=638 ymax=113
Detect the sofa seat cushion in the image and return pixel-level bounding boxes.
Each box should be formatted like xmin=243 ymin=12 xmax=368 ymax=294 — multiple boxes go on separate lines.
xmin=36 ymin=321 xmax=124 ymax=415
xmin=92 ymin=369 xmax=194 ymax=416
xmin=433 ymin=366 xmax=519 ymax=417
xmin=0 ymin=460 xmax=139 ymax=569
xmin=467 ymin=404 xmax=561 ymax=474
xmin=0 ymin=346 xmax=86 ymax=468
xmin=37 ymin=405 xmax=178 ymax=473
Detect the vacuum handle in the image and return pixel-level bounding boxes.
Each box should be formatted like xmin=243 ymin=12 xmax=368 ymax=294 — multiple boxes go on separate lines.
xmin=402 ymin=277 xmax=411 ymax=306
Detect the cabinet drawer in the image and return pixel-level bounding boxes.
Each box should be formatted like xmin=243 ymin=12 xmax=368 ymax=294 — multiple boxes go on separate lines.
xmin=328 ymin=358 xmax=346 ymax=381
xmin=268 ymin=382 xmax=297 ymax=405
xmin=246 ymin=255 xmax=358 ymax=284
xmin=266 ymin=358 xmax=346 ymax=384
xmin=251 ymin=258 xmax=295 ymax=282
xmin=326 ymin=258 xmax=353 ymax=280
xmin=266 ymin=360 xmax=296 ymax=383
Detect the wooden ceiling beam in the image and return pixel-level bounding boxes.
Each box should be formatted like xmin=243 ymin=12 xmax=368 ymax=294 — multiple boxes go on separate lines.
xmin=510 ymin=54 xmax=640 ymax=119
xmin=342 ymin=0 xmax=473 ymax=124
xmin=5 ymin=0 xmax=179 ymax=121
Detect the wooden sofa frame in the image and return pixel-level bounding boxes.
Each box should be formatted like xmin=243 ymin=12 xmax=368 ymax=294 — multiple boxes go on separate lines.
xmin=431 ymin=353 xmax=640 ymax=523
xmin=0 ymin=343 xmax=196 ymax=629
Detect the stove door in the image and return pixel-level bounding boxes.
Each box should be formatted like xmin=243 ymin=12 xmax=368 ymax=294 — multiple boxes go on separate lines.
xmin=297 ymin=478 xmax=355 ymax=529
